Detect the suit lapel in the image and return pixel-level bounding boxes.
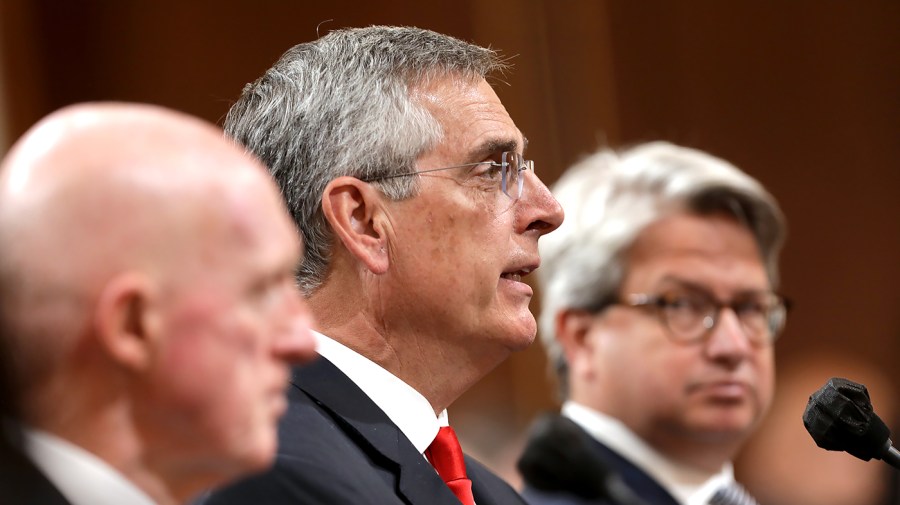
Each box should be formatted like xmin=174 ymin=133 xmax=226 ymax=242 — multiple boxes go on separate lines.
xmin=468 ymin=455 xmax=526 ymax=505
xmin=293 ymin=357 xmax=461 ymax=505
xmin=520 ymin=414 xmax=679 ymax=505
xmin=588 ymin=438 xmax=680 ymax=505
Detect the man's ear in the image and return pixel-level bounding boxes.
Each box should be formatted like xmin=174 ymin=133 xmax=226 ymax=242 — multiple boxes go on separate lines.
xmin=555 ymin=308 xmax=597 ymax=379
xmin=321 ymin=176 xmax=389 ymax=274
xmin=93 ymin=273 xmax=158 ymax=372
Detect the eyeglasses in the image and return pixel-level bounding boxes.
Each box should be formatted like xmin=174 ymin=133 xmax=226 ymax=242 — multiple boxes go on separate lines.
xmin=614 ymin=288 xmax=790 ymax=346
xmin=363 ymin=151 xmax=534 ymax=200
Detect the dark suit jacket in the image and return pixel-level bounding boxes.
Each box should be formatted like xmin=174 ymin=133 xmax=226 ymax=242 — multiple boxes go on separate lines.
xmin=518 ymin=414 xmax=678 ymax=505
xmin=0 ymin=440 xmax=72 ymax=505
xmin=201 ymin=356 xmax=526 ymax=505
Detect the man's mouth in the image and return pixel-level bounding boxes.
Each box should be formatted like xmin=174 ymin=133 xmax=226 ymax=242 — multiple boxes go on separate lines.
xmin=501 ymin=266 xmax=535 ymax=283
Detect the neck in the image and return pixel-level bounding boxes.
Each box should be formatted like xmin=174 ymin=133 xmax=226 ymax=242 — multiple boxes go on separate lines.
xmin=26 ymin=396 xmax=181 ymax=504
xmin=642 ymin=431 xmax=739 ymax=473
xmin=309 ymin=284 xmax=507 ymax=414
xmin=570 ymin=393 xmax=742 ymax=474
xmin=24 ymin=373 xmax=219 ymax=505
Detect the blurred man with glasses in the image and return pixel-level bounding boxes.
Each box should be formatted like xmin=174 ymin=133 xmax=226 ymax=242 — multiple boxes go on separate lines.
xmin=518 ymin=142 xmax=787 ymax=505
xmin=201 ymin=26 xmax=563 ymax=505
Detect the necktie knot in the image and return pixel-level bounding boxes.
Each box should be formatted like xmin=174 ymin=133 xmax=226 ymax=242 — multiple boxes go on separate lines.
xmin=425 ymin=427 xmax=475 ymax=505
xmin=709 ymin=482 xmax=759 ymax=505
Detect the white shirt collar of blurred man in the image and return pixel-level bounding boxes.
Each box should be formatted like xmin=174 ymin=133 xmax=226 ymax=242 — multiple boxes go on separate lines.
xmin=562 ymin=401 xmax=736 ymax=505
xmin=24 ymin=428 xmax=156 ymax=505
xmin=314 ymin=331 xmax=449 ymax=454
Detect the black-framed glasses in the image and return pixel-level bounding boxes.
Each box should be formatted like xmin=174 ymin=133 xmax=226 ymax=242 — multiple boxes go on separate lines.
xmin=614 ymin=288 xmax=790 ymax=346
xmin=362 ymin=151 xmax=534 ymax=199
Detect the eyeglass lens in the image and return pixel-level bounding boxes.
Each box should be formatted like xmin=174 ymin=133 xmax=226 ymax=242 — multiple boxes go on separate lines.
xmin=501 ymin=152 xmax=529 ymax=199
xmin=656 ymin=290 xmax=786 ymax=344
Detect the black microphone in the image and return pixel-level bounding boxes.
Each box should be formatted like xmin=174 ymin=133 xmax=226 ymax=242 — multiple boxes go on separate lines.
xmin=803 ymin=377 xmax=900 ymax=469
xmin=517 ymin=414 xmax=649 ymax=505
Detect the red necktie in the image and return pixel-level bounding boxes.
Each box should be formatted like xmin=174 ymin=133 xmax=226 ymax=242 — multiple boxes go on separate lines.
xmin=425 ymin=426 xmax=476 ymax=505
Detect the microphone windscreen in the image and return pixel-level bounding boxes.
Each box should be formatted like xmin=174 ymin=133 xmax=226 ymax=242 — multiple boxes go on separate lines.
xmin=517 ymin=414 xmax=612 ymax=500
xmin=803 ymin=377 xmax=891 ymax=461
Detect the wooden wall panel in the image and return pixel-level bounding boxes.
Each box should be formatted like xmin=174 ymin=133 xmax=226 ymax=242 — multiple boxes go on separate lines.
xmin=1 ymin=0 xmax=897 ymax=497
xmin=0 ymin=0 xmax=49 ymax=153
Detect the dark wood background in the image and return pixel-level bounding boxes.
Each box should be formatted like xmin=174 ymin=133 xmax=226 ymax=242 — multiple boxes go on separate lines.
xmin=2 ymin=1 xmax=897 ymax=501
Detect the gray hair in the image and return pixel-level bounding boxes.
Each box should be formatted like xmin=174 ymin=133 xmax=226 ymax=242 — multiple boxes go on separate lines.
xmin=538 ymin=141 xmax=787 ymax=397
xmin=224 ymin=26 xmax=508 ymax=294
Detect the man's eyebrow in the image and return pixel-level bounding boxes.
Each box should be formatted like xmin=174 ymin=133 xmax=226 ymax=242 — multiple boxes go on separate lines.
xmin=657 ymin=276 xmax=772 ymax=298
xmin=469 ymin=138 xmax=524 ymax=160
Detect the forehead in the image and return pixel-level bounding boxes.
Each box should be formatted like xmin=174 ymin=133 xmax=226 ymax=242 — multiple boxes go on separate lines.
xmin=624 ymin=212 xmax=769 ymax=292
xmin=413 ymin=77 xmax=524 ymax=159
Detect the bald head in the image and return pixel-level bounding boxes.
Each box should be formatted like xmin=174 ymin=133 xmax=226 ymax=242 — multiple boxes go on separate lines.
xmin=0 ymin=103 xmax=264 ymax=285
xmin=0 ymin=103 xmax=316 ymax=502
xmin=0 ymin=103 xmax=266 ymax=388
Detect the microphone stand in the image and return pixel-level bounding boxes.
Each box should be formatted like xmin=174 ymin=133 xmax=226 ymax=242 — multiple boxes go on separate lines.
xmin=885 ymin=445 xmax=900 ymax=470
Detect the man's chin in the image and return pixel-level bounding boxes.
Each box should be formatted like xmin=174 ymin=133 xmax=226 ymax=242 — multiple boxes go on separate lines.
xmin=499 ymin=316 xmax=537 ymax=352
xmin=690 ymin=415 xmax=758 ymax=443
xmin=236 ymin=433 xmax=279 ymax=474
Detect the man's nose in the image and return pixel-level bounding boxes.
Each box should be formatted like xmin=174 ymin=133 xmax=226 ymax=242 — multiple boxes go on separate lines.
xmin=521 ymin=173 xmax=564 ymax=235
xmin=704 ymin=308 xmax=754 ymax=362
xmin=273 ymin=299 xmax=318 ymax=364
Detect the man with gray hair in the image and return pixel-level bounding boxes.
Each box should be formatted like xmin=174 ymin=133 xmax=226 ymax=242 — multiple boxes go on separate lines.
xmin=517 ymin=142 xmax=787 ymax=505
xmin=202 ymin=26 xmax=563 ymax=505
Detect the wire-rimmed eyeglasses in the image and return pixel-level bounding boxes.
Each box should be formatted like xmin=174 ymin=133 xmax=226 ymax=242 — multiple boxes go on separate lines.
xmin=613 ymin=288 xmax=790 ymax=346
xmin=362 ymin=151 xmax=534 ymax=199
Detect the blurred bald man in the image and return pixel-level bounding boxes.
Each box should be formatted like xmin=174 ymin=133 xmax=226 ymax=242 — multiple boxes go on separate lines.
xmin=0 ymin=103 xmax=318 ymax=505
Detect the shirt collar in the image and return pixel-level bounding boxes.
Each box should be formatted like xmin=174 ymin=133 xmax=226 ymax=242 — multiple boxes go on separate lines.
xmin=562 ymin=401 xmax=735 ymax=505
xmin=314 ymin=331 xmax=447 ymax=454
xmin=23 ymin=428 xmax=157 ymax=505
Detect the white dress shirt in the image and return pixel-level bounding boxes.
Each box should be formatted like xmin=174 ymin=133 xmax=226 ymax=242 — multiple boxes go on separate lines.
xmin=24 ymin=428 xmax=156 ymax=505
xmin=562 ymin=401 xmax=736 ymax=505
xmin=314 ymin=331 xmax=448 ymax=454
